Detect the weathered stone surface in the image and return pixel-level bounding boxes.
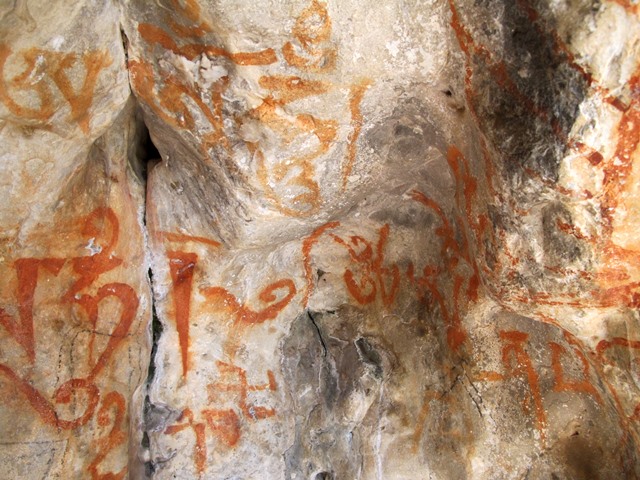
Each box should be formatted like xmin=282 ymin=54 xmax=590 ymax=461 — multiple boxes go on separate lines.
xmin=0 ymin=2 xmax=150 ymax=478
xmin=1 ymin=0 xmax=640 ymax=478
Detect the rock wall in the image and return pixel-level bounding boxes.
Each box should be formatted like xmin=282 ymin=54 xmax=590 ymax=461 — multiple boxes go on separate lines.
xmin=0 ymin=1 xmax=639 ymax=478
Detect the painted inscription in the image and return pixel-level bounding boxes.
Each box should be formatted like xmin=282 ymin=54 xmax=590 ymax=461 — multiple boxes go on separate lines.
xmin=409 ymin=187 xmax=481 ymax=352
xmin=201 ymin=278 xmax=297 ymax=357
xmin=160 ymin=231 xmax=220 ymax=377
xmin=301 ymin=221 xmax=400 ymax=308
xmin=88 ymin=391 xmax=127 ymax=480
xmin=201 ymin=279 xmax=297 ymax=326
xmin=447 ymin=0 xmax=640 ymax=311
xmin=0 ymin=45 xmax=112 ymax=132
xmin=0 ymin=207 xmax=139 ymax=478
xmin=131 ymin=0 xmax=372 ymax=217
xmin=159 ymin=230 xmax=296 ymax=373
xmin=330 ymin=224 xmax=400 ymax=307
xmin=168 ymin=251 xmax=198 ymax=378
xmin=165 ymin=362 xmax=277 ymax=474
xmin=250 ymin=0 xmax=372 ymax=216
xmin=473 ymin=329 xmax=609 ymax=446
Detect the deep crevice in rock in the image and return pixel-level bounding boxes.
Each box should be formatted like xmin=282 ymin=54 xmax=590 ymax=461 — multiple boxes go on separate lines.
xmin=142 ymin=269 xmax=164 ymax=478
xmin=139 ymin=118 xmax=164 ymax=478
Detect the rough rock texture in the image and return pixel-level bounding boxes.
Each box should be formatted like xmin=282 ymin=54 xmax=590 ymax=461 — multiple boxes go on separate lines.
xmin=1 ymin=0 xmax=640 ymax=479
xmin=0 ymin=2 xmax=150 ymax=478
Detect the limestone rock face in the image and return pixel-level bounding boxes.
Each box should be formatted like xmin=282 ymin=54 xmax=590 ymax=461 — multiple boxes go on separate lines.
xmin=1 ymin=0 xmax=640 ymax=479
xmin=0 ymin=2 xmax=150 ymax=479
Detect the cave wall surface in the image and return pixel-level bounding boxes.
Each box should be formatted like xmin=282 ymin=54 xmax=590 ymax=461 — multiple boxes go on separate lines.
xmin=0 ymin=0 xmax=639 ymax=479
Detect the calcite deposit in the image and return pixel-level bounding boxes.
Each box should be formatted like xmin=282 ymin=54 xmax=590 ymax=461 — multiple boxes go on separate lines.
xmin=1 ymin=0 xmax=639 ymax=478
